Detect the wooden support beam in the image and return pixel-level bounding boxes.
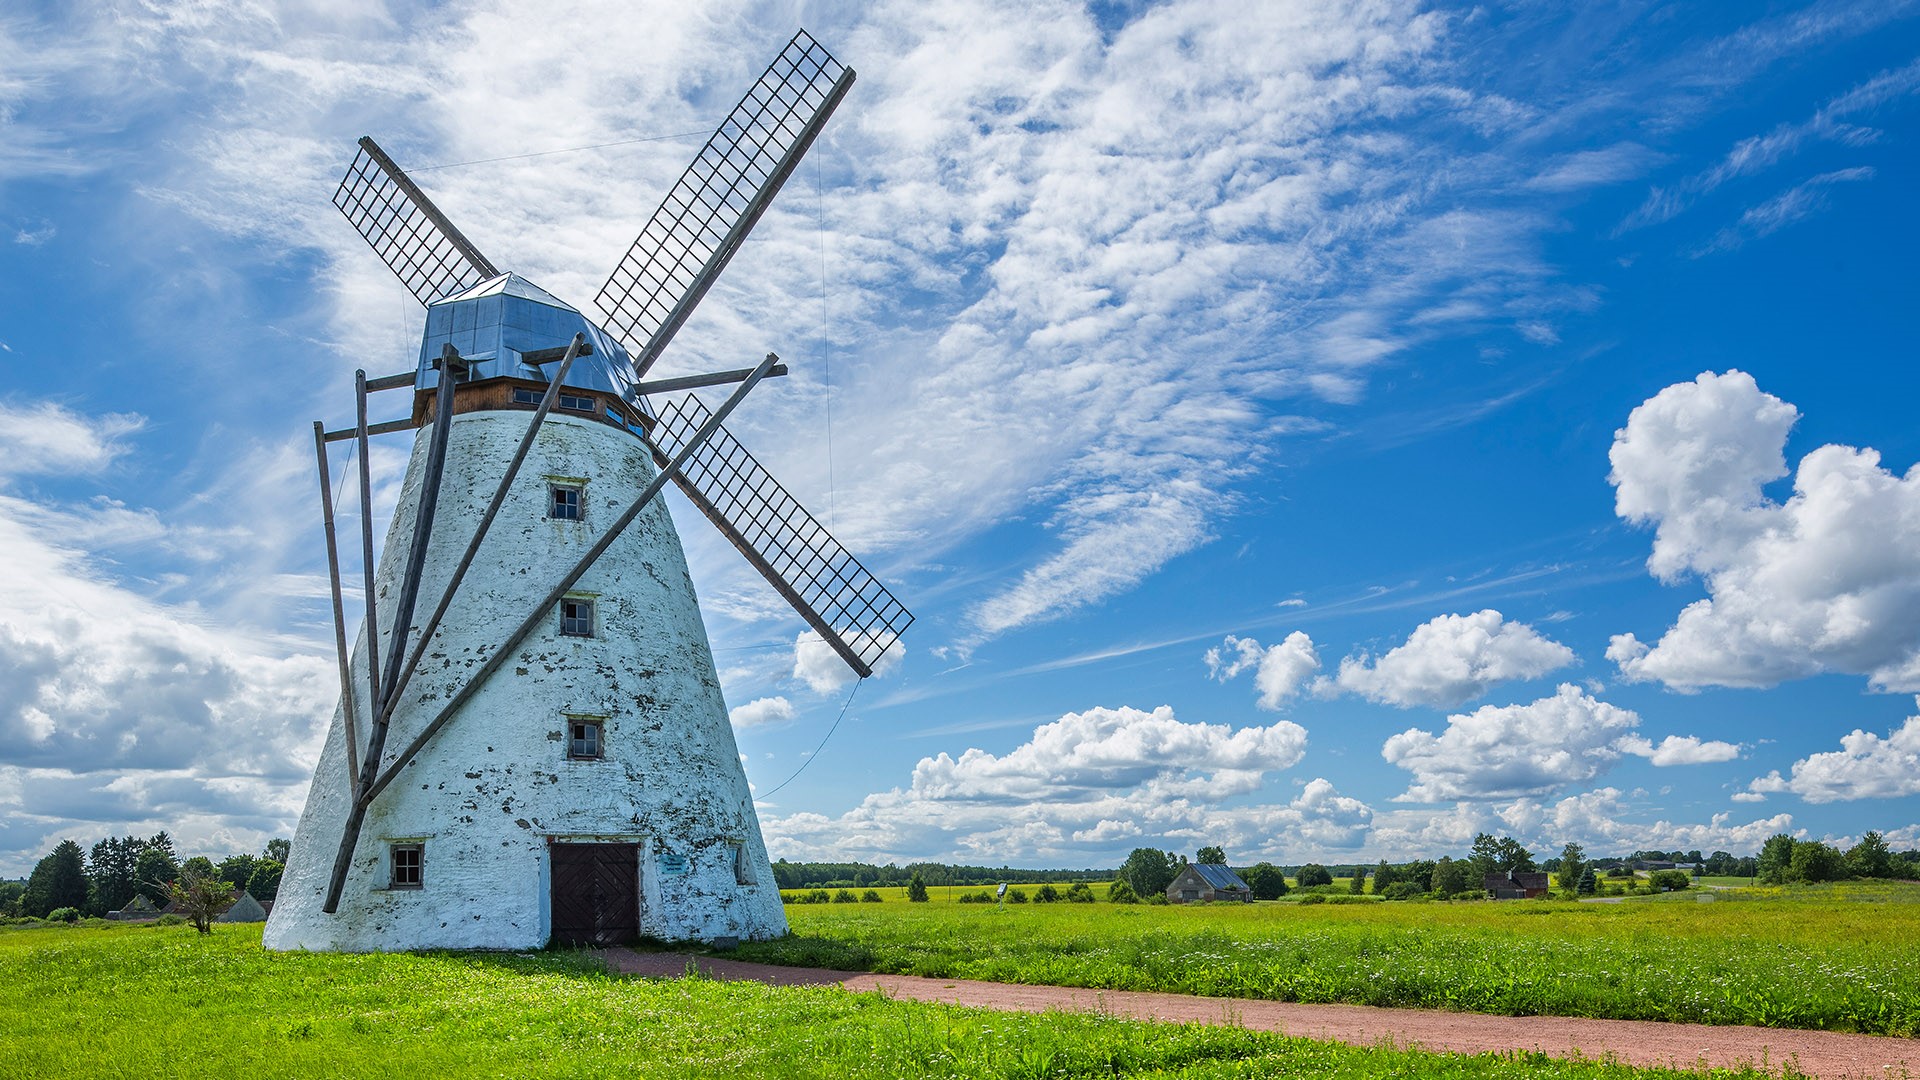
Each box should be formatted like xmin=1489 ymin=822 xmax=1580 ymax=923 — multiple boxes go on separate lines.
xmin=364 ymin=372 xmax=417 ymax=392
xmin=322 ymin=417 xmax=413 ymax=442
xmin=324 ymin=370 xmax=384 ymax=914
xmin=311 ymin=422 xmax=362 ymax=803
xmin=633 ymin=364 xmax=787 ymax=397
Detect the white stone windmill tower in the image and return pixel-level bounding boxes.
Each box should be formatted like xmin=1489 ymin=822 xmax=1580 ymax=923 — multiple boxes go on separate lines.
xmin=265 ymin=31 xmax=909 ymax=952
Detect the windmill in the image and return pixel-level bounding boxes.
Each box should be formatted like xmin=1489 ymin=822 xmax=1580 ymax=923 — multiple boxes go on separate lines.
xmin=265 ymin=30 xmax=909 ymax=951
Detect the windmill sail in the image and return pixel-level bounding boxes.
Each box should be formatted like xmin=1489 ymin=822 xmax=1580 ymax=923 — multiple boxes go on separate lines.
xmin=334 ymin=136 xmax=500 ymax=305
xmin=596 ymin=29 xmax=854 ymax=379
xmin=649 ymin=392 xmax=910 ymax=677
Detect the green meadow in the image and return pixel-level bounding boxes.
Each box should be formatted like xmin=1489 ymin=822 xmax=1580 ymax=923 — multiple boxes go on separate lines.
xmin=743 ymin=881 xmax=1920 ymax=1035
xmin=0 ymin=922 xmax=1824 ymax=1080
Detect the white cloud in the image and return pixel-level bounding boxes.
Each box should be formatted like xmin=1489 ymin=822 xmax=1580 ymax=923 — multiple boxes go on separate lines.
xmin=1695 ymin=167 xmax=1875 ymax=255
xmin=1331 ymin=609 xmax=1575 ymax=708
xmin=1747 ymin=706 xmax=1920 ymax=803
xmin=1493 ymin=786 xmax=1799 ymax=855
xmin=0 ymin=402 xmax=143 ymax=478
xmin=1609 ymin=371 xmax=1920 ymax=691
xmin=1206 ymin=631 xmax=1320 ymax=710
xmin=760 ymin=703 xmax=1347 ymax=864
xmin=728 ymin=696 xmax=795 ymax=729
xmin=792 ymin=630 xmax=904 ymax=695
xmin=1616 ymin=734 xmax=1742 ymax=767
xmin=1382 ymin=684 xmax=1641 ymax=801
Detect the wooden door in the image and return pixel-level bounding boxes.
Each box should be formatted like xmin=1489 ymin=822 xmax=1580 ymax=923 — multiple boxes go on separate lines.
xmin=549 ymin=842 xmax=640 ymax=946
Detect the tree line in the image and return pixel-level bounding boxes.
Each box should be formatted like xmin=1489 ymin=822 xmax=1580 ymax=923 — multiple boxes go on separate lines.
xmin=769 ymin=859 xmax=1111 ymax=890
xmin=3 ymin=834 xmax=292 ymax=921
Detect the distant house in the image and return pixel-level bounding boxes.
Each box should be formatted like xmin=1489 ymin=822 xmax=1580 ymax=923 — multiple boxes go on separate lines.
xmin=106 ymin=894 xmax=159 ymax=921
xmin=1483 ymin=871 xmax=1550 ymax=899
xmin=1167 ymin=863 xmax=1252 ymax=903
xmin=217 ymin=891 xmax=269 ymax=923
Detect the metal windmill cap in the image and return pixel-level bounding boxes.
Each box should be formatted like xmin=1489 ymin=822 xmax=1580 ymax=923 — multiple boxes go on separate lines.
xmin=432 ymin=272 xmax=578 ymax=312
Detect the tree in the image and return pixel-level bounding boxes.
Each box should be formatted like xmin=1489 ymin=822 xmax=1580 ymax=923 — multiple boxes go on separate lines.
xmin=1496 ymin=836 xmax=1536 ymax=873
xmin=22 ymin=840 xmax=90 ymax=918
xmin=1576 ymin=866 xmax=1598 ymax=895
xmin=1467 ymin=833 xmax=1500 ymax=881
xmin=0 ymin=881 xmax=24 ymax=917
xmin=1558 ymin=842 xmax=1587 ymax=896
xmin=217 ymin=854 xmax=258 ymax=892
xmin=264 ymin=838 xmax=292 ymax=863
xmin=1347 ymin=869 xmax=1365 ymax=894
xmin=1296 ymin=863 xmax=1333 ymax=888
xmin=1789 ymin=840 xmax=1845 ymax=883
xmin=1242 ymin=863 xmax=1288 ymax=900
xmin=906 ymin=872 xmax=929 ymax=902
xmin=1757 ymin=833 xmax=1796 ymax=884
xmin=246 ymin=860 xmax=284 ymax=903
xmin=1107 ymin=881 xmax=1140 ymax=904
xmin=133 ymin=838 xmax=181 ymax=907
xmin=1648 ymin=869 xmax=1691 ymax=891
xmin=1429 ymin=856 xmax=1469 ymax=897
xmin=1371 ymin=860 xmax=1397 ymax=895
xmin=1847 ymin=831 xmax=1894 ymax=879
xmin=1195 ymin=846 xmax=1226 ymax=865
xmin=181 ymin=856 xmax=215 ymax=880
xmin=165 ymin=868 xmax=237 ymax=934
xmin=1118 ymin=848 xmax=1181 ymax=898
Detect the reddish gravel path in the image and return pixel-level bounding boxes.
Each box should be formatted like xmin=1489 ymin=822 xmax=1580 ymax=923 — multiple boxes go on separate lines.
xmin=603 ymin=949 xmax=1917 ymax=1079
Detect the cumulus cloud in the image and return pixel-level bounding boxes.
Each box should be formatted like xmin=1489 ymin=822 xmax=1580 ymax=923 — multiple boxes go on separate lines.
xmin=760 ymin=703 xmax=1350 ymax=864
xmin=1206 ymin=631 xmax=1320 ymax=710
xmin=1608 ymin=371 xmax=1920 ymax=691
xmin=1747 ymin=705 xmax=1920 ymax=803
xmin=728 ymin=696 xmax=795 ymax=729
xmin=793 ymin=630 xmax=904 ymax=695
xmin=0 ymin=402 xmax=143 ymax=478
xmin=1381 ymin=684 xmax=1733 ymax=802
xmin=1493 ymin=786 xmax=1798 ymax=855
xmin=1330 ymin=610 xmax=1576 ymax=708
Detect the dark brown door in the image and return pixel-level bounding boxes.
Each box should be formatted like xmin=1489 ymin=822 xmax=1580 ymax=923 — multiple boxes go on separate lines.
xmin=549 ymin=842 xmax=640 ymax=946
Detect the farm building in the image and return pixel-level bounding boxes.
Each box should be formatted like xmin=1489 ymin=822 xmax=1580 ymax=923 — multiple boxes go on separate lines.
xmin=1483 ymin=871 xmax=1551 ymax=899
xmin=1167 ymin=863 xmax=1252 ymax=903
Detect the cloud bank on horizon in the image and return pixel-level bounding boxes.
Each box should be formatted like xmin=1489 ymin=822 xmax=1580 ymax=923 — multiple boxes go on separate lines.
xmin=2 ymin=0 xmax=1919 ymax=873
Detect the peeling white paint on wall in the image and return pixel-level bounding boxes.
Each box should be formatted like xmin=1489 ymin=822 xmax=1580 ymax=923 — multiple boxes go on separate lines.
xmin=266 ymin=410 xmax=787 ymax=951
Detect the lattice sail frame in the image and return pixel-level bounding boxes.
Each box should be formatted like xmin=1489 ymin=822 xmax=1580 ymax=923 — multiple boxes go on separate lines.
xmin=334 ymin=136 xmax=499 ymax=306
xmin=650 ymin=393 xmax=911 ymax=677
xmin=596 ymin=29 xmax=851 ymax=378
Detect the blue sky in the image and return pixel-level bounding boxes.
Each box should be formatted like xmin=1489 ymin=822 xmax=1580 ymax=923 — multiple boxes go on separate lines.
xmin=2 ymin=0 xmax=1918 ymax=876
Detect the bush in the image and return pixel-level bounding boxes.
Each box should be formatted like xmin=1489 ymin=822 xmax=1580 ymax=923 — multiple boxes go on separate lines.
xmin=1107 ymin=881 xmax=1139 ymax=904
xmin=153 ymin=914 xmax=187 ymax=927
xmin=906 ymin=873 xmax=929 ymax=903
xmin=47 ymin=907 xmax=80 ymax=923
xmin=956 ymin=890 xmax=995 ymax=904
xmin=1648 ymin=869 xmax=1691 ymax=892
xmin=860 ymin=890 xmax=883 ymax=903
xmin=1297 ymin=893 xmax=1327 ymax=905
xmin=1382 ymin=881 xmax=1424 ymax=901
xmin=1006 ymin=888 xmax=1027 ymax=904
xmin=1033 ymin=884 xmax=1060 ymax=903
xmin=832 ymin=889 xmax=859 ymax=904
xmin=1145 ymin=891 xmax=1168 ymax=905
xmin=1064 ymin=883 xmax=1095 ymax=903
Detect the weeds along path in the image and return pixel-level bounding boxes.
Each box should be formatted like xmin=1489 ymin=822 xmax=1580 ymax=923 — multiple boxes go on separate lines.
xmin=605 ymin=950 xmax=1920 ymax=1080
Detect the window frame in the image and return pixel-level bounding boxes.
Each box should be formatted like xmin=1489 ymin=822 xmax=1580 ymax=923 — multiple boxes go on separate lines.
xmin=566 ymin=718 xmax=604 ymax=760
xmin=559 ymin=597 xmax=596 ymax=638
xmin=389 ymin=843 xmax=424 ymax=890
xmin=548 ymin=482 xmax=583 ymax=522
xmin=732 ymin=841 xmax=754 ymax=886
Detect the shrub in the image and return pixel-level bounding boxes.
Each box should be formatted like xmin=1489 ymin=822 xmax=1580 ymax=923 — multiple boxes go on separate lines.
xmin=1033 ymin=884 xmax=1060 ymax=903
xmin=860 ymin=890 xmax=883 ymax=903
xmin=956 ymin=890 xmax=995 ymax=904
xmin=1648 ymin=869 xmax=1691 ymax=892
xmin=47 ymin=907 xmax=80 ymax=923
xmin=1297 ymin=894 xmax=1327 ymax=905
xmin=906 ymin=873 xmax=929 ymax=903
xmin=832 ymin=889 xmax=858 ymax=904
xmin=1006 ymin=888 xmax=1027 ymax=904
xmin=1146 ymin=891 xmax=1168 ymax=905
xmin=1382 ymin=881 xmax=1424 ymax=901
xmin=1064 ymin=882 xmax=1095 ymax=903
xmin=1107 ymin=881 xmax=1139 ymax=904
xmin=808 ymin=889 xmax=831 ymax=904
xmin=153 ymin=914 xmax=187 ymax=927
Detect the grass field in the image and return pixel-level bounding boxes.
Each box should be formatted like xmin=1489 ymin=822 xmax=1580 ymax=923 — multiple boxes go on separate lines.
xmin=739 ymin=881 xmax=1920 ymax=1035
xmin=0 ymin=923 xmax=1823 ymax=1080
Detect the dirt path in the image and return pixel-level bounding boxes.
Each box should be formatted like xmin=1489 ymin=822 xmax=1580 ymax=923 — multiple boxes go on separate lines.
xmin=603 ymin=949 xmax=1916 ymax=1079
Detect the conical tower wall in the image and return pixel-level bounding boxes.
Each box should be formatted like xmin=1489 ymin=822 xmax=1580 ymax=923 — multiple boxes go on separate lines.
xmin=267 ymin=408 xmax=786 ymax=951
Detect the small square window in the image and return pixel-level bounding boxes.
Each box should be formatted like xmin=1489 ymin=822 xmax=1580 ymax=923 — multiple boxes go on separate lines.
xmin=560 ymin=598 xmax=595 ymax=637
xmin=550 ymin=484 xmax=582 ymax=521
xmin=558 ymin=392 xmax=595 ymax=413
xmin=512 ymin=386 xmax=542 ymax=406
xmin=390 ymin=844 xmax=423 ymax=889
xmin=568 ymin=720 xmax=603 ymax=760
